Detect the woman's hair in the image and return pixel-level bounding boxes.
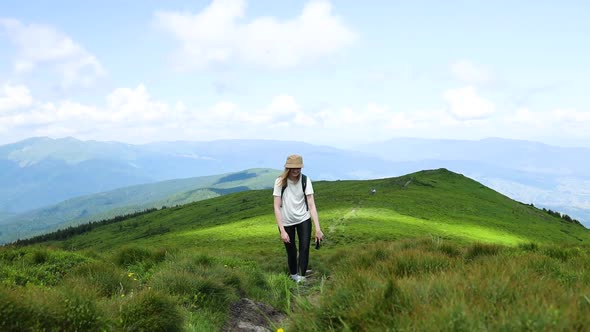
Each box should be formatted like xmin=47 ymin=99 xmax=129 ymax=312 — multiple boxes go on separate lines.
xmin=279 ymin=168 xmax=290 ymax=188
xmin=279 ymin=168 xmax=303 ymax=188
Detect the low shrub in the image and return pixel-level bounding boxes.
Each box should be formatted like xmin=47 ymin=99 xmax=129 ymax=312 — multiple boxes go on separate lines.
xmin=67 ymin=261 xmax=135 ymax=297
xmin=30 ymin=249 xmax=50 ymax=264
xmin=0 ymin=286 xmax=105 ymax=331
xmin=543 ymin=246 xmax=579 ymax=262
xmin=118 ymin=290 xmax=184 ymax=332
xmin=518 ymin=242 xmax=539 ymax=252
xmin=438 ymin=243 xmax=462 ymax=257
xmin=0 ymin=288 xmax=36 ymax=331
xmin=58 ymin=288 xmax=104 ymax=331
xmin=113 ymin=246 xmax=154 ymax=267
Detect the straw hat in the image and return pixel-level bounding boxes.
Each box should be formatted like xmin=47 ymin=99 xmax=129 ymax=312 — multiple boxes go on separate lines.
xmin=284 ymin=154 xmax=304 ymax=168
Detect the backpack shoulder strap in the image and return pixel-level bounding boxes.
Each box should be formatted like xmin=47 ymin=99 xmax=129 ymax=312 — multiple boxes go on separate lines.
xmin=302 ymin=174 xmax=309 ymax=211
xmin=301 ymin=174 xmax=307 ymax=192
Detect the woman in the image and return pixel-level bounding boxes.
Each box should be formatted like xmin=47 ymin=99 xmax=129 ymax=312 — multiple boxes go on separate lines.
xmin=273 ymin=154 xmax=323 ymax=283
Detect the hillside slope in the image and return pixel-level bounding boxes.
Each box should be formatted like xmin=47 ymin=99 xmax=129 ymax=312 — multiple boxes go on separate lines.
xmin=5 ymin=168 xmax=590 ymax=331
xmin=0 ymin=169 xmax=280 ymax=244
xmin=34 ymin=168 xmax=589 ymax=252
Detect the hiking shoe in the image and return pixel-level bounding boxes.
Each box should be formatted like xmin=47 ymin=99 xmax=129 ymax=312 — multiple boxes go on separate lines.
xmin=296 ymin=275 xmax=306 ymax=283
xmin=290 ymin=274 xmax=299 ymax=282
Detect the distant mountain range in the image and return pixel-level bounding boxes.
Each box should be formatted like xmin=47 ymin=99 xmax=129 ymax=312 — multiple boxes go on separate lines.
xmin=0 ymin=137 xmax=396 ymax=213
xmin=0 ymin=168 xmax=281 ymax=244
xmin=1 ymin=136 xmax=589 ymax=233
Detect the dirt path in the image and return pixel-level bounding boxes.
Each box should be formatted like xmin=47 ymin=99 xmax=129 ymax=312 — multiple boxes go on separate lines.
xmin=222 ymin=298 xmax=286 ymax=332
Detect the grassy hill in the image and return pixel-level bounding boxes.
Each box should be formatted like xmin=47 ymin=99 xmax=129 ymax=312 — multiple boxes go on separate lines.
xmin=2 ymin=169 xmax=589 ymax=331
xmin=0 ymin=168 xmax=281 ymax=244
xmin=43 ymin=168 xmax=588 ymax=251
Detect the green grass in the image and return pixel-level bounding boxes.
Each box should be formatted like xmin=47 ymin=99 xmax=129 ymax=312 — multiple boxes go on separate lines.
xmin=1 ymin=168 xmax=590 ymax=331
xmin=288 ymin=239 xmax=590 ymax=331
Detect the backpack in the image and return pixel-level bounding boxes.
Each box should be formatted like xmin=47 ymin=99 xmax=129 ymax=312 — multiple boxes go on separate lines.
xmin=281 ymin=174 xmax=309 ymax=211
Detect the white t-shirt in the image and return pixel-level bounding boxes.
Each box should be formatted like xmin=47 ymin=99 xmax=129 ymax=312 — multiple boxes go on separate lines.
xmin=273 ymin=175 xmax=314 ymax=226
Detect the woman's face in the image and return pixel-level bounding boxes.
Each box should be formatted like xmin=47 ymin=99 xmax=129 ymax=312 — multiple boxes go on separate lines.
xmin=289 ymin=168 xmax=301 ymax=177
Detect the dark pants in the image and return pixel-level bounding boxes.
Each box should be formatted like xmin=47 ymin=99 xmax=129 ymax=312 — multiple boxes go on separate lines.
xmin=283 ymin=218 xmax=312 ymax=276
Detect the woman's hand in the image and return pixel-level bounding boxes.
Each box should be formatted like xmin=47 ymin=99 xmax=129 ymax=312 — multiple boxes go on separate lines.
xmin=280 ymin=230 xmax=290 ymax=243
xmin=315 ymin=229 xmax=324 ymax=242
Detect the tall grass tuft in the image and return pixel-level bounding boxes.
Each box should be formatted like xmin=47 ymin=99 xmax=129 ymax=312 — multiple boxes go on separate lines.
xmin=518 ymin=242 xmax=539 ymax=252
xmin=118 ymin=289 xmax=184 ymax=332
xmin=57 ymin=287 xmax=104 ymax=331
xmin=265 ymin=273 xmax=294 ymax=313
xmin=464 ymin=242 xmax=503 ymax=260
xmin=66 ymin=261 xmax=135 ymax=297
xmin=30 ymin=249 xmax=50 ymax=264
xmin=393 ymin=250 xmax=451 ymax=278
xmin=0 ymin=287 xmax=37 ymax=331
xmin=150 ymin=269 xmax=235 ymax=311
xmin=437 ymin=243 xmax=462 ymax=257
xmin=0 ymin=286 xmax=106 ymax=331
xmin=543 ymin=246 xmax=579 ymax=262
xmin=113 ymin=246 xmax=166 ymax=267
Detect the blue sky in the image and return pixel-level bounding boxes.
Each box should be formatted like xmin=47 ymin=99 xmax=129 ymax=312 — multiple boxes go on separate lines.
xmin=1 ymin=0 xmax=589 ymax=147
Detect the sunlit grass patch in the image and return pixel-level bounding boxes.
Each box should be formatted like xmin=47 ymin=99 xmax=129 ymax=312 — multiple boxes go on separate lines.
xmin=183 ymin=216 xmax=275 ymax=238
xmin=321 ymin=207 xmax=529 ymax=246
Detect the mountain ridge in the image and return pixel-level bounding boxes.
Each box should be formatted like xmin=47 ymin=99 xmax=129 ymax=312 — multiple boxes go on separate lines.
xmin=15 ymin=168 xmax=588 ymax=250
xmin=2 ymin=136 xmax=589 ymax=228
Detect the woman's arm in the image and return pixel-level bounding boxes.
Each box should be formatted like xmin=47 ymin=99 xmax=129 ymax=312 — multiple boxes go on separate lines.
xmin=274 ymin=196 xmax=290 ymax=243
xmin=306 ymin=194 xmax=323 ymax=242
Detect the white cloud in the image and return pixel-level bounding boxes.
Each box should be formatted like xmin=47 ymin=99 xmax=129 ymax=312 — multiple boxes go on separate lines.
xmin=0 ymin=84 xmax=177 ymax=141
xmin=2 ymin=82 xmax=589 ymax=148
xmin=106 ymin=85 xmax=172 ymax=123
xmin=188 ymin=95 xmax=315 ymax=136
xmin=318 ymin=102 xmax=395 ymax=129
xmin=443 ymin=86 xmax=496 ymax=119
xmin=0 ymin=83 xmax=33 ymax=113
xmin=0 ymin=18 xmax=105 ymax=87
xmin=509 ymin=107 xmax=590 ymax=133
xmin=262 ymin=95 xmax=316 ymax=126
xmin=154 ymin=0 xmax=357 ymax=70
xmin=451 ymin=60 xmax=492 ymax=83
xmin=552 ymin=109 xmax=590 ymax=123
